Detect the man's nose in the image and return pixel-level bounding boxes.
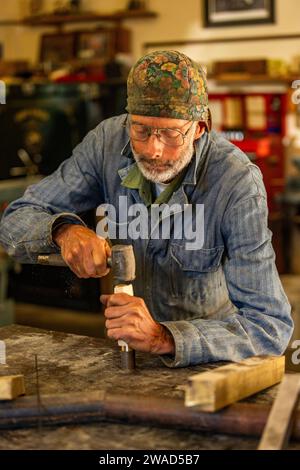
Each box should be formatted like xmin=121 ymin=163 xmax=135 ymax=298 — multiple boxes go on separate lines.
xmin=143 ymin=134 xmax=164 ymax=159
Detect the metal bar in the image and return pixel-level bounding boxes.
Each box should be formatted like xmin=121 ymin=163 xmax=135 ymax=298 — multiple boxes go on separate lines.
xmin=0 ymin=391 xmax=300 ymax=441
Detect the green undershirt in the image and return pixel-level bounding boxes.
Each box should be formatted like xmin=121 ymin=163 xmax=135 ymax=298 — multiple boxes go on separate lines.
xmin=121 ymin=163 xmax=187 ymax=207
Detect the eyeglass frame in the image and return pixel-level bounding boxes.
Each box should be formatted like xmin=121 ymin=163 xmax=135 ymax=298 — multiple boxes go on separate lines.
xmin=124 ymin=116 xmax=196 ymax=147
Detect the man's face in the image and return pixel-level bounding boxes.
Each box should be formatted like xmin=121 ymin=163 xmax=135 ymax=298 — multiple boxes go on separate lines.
xmin=130 ymin=115 xmax=203 ymax=183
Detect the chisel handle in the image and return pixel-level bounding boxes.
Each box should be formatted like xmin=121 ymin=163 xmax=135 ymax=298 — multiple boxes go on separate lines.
xmin=114 ymin=283 xmax=136 ymax=370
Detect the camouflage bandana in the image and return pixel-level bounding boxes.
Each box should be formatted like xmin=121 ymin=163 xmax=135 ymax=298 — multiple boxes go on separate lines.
xmin=126 ymin=50 xmax=211 ymax=129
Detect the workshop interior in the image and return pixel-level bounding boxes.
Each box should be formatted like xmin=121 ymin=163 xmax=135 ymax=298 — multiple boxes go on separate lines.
xmin=0 ymin=0 xmax=300 ymax=452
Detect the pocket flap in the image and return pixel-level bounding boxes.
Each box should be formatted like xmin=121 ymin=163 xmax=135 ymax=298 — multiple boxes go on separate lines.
xmin=170 ymin=245 xmax=224 ymax=273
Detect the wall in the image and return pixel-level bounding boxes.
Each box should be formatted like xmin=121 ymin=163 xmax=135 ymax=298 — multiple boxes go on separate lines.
xmin=0 ymin=0 xmax=300 ymax=66
xmin=0 ymin=0 xmax=128 ymax=64
xmin=126 ymin=0 xmax=300 ymax=64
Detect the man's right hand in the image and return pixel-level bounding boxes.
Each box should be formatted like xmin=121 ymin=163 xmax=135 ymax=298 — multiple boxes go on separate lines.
xmin=53 ymin=224 xmax=111 ymax=278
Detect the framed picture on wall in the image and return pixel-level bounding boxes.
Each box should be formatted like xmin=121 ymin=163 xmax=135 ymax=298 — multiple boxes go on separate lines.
xmin=76 ymin=29 xmax=114 ymax=61
xmin=203 ymin=0 xmax=275 ymax=27
xmin=40 ymin=33 xmax=76 ymax=64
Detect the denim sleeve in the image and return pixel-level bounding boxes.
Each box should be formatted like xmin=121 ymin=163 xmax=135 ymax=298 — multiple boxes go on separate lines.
xmin=0 ymin=127 xmax=104 ymax=263
xmin=160 ymin=195 xmax=293 ymax=367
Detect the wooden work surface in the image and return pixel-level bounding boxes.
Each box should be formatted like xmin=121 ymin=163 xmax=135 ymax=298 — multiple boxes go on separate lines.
xmin=0 ymin=324 xmax=299 ymax=450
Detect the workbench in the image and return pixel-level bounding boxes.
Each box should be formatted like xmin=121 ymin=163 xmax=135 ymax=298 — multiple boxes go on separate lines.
xmin=0 ymin=325 xmax=299 ymax=450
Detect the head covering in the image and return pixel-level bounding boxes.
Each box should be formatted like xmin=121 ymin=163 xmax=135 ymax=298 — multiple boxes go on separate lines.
xmin=126 ymin=50 xmax=210 ymax=129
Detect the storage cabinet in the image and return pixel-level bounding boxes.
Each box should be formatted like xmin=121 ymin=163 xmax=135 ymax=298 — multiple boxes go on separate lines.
xmin=209 ymin=89 xmax=287 ymax=213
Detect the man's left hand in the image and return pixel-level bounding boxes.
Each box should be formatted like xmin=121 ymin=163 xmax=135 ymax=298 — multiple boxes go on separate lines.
xmin=100 ymin=293 xmax=175 ymax=356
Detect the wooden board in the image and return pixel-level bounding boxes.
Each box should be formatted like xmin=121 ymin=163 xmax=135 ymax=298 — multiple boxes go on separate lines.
xmin=0 ymin=375 xmax=25 ymax=400
xmin=185 ymin=356 xmax=285 ymax=412
xmin=258 ymin=373 xmax=300 ymax=450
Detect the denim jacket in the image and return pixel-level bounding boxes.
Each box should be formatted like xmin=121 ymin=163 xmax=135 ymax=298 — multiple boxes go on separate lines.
xmin=0 ymin=114 xmax=293 ymax=367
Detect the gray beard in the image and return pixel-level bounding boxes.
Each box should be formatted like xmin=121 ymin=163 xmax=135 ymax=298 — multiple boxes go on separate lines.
xmin=131 ymin=132 xmax=196 ymax=184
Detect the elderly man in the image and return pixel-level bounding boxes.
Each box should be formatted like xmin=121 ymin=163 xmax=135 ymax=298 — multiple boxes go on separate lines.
xmin=0 ymin=50 xmax=293 ymax=367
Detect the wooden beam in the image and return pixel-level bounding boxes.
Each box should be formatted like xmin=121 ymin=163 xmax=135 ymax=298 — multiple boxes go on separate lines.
xmin=258 ymin=374 xmax=300 ymax=450
xmin=184 ymin=356 xmax=285 ymax=412
xmin=0 ymin=375 xmax=25 ymax=400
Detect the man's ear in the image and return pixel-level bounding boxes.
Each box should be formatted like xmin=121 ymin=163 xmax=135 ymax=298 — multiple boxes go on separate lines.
xmin=193 ymin=122 xmax=205 ymax=141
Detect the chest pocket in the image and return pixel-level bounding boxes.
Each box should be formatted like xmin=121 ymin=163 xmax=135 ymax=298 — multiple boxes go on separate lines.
xmin=169 ymin=244 xmax=224 ymax=299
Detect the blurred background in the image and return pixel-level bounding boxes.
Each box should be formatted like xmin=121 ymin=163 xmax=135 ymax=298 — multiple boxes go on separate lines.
xmin=0 ymin=1 xmax=299 ymax=354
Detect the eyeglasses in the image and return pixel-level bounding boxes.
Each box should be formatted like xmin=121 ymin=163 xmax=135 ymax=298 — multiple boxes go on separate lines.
xmin=127 ymin=119 xmax=195 ymax=147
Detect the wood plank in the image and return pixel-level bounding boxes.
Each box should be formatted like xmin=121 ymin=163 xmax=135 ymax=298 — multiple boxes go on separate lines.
xmin=0 ymin=375 xmax=25 ymax=400
xmin=184 ymin=356 xmax=285 ymax=412
xmin=258 ymin=374 xmax=300 ymax=450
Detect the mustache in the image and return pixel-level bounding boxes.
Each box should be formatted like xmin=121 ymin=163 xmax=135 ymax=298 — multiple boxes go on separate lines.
xmin=135 ymin=155 xmax=173 ymax=168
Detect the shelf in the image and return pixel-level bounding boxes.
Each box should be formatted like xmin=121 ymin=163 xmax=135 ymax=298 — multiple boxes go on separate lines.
xmin=0 ymin=20 xmax=23 ymax=26
xmin=22 ymin=10 xmax=158 ymax=27
xmin=208 ymin=75 xmax=299 ymax=85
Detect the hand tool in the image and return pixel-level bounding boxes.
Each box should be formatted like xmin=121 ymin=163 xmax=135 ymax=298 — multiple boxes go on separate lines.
xmin=38 ymin=252 xmax=112 ymax=268
xmin=258 ymin=373 xmax=300 ymax=450
xmin=109 ymin=245 xmax=136 ymax=371
xmin=37 ymin=245 xmax=136 ymax=371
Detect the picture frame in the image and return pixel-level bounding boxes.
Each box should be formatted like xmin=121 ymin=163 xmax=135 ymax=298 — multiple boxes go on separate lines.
xmin=76 ymin=29 xmax=114 ymax=61
xmin=40 ymin=32 xmax=76 ymax=64
xmin=203 ymin=0 xmax=275 ymax=28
